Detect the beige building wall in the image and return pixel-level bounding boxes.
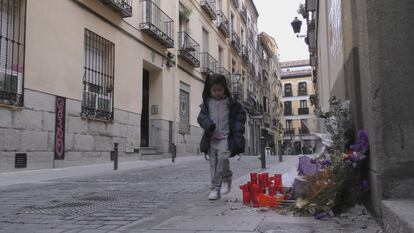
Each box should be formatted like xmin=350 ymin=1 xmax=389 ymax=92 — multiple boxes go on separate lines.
xmin=0 ymin=0 xmax=274 ymax=170
xmin=316 ymin=0 xmax=348 ymax=112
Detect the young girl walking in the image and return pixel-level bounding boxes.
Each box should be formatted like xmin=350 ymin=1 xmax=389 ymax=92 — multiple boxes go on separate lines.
xmin=197 ymin=73 xmax=246 ymax=200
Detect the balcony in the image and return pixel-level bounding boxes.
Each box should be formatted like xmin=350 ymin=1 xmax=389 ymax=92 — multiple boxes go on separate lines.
xmin=298 ymin=107 xmax=309 ymax=115
xmin=247 ymin=89 xmax=255 ymax=101
xmin=232 ymin=0 xmax=239 ymax=8
xmin=200 ymin=52 xmax=217 ymax=75
xmin=284 ymin=109 xmax=293 ymax=116
xmin=178 ymin=32 xmax=200 ymax=67
xmin=299 ymin=127 xmax=310 ymax=134
xmin=240 ymin=5 xmax=247 ymax=24
xmin=231 ymin=32 xmax=241 ymax=52
xmin=241 ymin=45 xmax=249 ymax=63
xmin=248 ymin=28 xmax=254 ymax=44
xmin=99 ymin=0 xmax=132 ymax=18
xmin=249 ymin=62 xmax=256 ymax=77
xmin=140 ymin=0 xmax=174 ymax=48
xmin=298 ymin=89 xmax=308 ymax=96
xmin=200 ymin=0 xmax=216 ymax=20
xmin=285 ymin=128 xmax=295 ymax=135
xmin=232 ymin=84 xmax=244 ymax=100
xmin=217 ymin=10 xmax=230 ymax=38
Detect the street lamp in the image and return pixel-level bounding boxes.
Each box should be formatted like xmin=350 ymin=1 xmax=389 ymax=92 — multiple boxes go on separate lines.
xmin=291 ymin=17 xmax=306 ymax=38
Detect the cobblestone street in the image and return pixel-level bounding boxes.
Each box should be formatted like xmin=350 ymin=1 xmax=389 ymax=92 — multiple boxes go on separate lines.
xmin=0 ymin=156 xmax=280 ymax=233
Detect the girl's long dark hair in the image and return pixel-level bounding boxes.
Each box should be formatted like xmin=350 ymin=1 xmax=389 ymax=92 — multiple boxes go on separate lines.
xmin=202 ymin=73 xmax=232 ymax=103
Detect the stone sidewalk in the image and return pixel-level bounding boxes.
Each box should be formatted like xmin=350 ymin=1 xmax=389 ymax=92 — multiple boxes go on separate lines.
xmin=121 ymin=156 xmax=382 ymax=233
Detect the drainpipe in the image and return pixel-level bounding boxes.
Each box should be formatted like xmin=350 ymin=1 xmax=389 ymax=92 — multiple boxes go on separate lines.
xmin=171 ymin=0 xmax=179 ymax=162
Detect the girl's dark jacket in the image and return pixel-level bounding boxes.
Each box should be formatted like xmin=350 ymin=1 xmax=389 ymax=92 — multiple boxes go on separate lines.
xmin=197 ymin=96 xmax=246 ymax=157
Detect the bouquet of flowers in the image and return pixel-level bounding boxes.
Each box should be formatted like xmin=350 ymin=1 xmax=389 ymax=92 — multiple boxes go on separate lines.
xmin=285 ymin=97 xmax=369 ymax=217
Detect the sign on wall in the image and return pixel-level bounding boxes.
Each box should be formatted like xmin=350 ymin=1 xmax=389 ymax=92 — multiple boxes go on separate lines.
xmin=54 ymin=96 xmax=66 ymax=160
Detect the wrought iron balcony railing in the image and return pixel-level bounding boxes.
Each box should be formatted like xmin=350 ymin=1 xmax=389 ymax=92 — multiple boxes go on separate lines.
xmin=241 ymin=45 xmax=249 ymax=63
xmin=298 ymin=89 xmax=308 ymax=96
xmin=249 ymin=62 xmax=256 ymax=77
xmin=298 ymin=107 xmax=310 ymax=115
xmin=217 ymin=10 xmax=230 ymax=38
xmin=284 ymin=109 xmax=293 ymax=116
xmin=299 ymin=127 xmax=310 ymax=134
xmin=178 ymin=32 xmax=200 ymax=67
xmin=232 ymin=84 xmax=244 ymax=100
xmin=99 ymin=0 xmax=132 ymax=18
xmin=285 ymin=128 xmax=295 ymax=135
xmin=248 ymin=28 xmax=255 ymax=44
xmin=140 ymin=0 xmax=174 ymax=48
xmin=231 ymin=32 xmax=241 ymax=52
xmin=200 ymin=52 xmax=217 ymax=75
xmin=240 ymin=5 xmax=247 ymax=24
xmin=200 ymin=0 xmax=216 ymax=20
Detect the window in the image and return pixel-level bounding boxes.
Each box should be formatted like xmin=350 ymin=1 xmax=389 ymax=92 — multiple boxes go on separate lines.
xmin=179 ymin=3 xmax=189 ymax=33
xmin=241 ymin=28 xmax=244 ymax=46
xmin=284 ymin=83 xmax=292 ymax=97
xmin=300 ymin=100 xmax=307 ymax=108
xmin=284 ymin=101 xmax=292 ymax=115
xmin=298 ymin=82 xmax=307 ymax=96
xmin=0 ymin=0 xmax=25 ymax=106
xmin=301 ymin=119 xmax=308 ymax=128
xmin=263 ymin=97 xmax=269 ymax=113
xmin=82 ymin=29 xmax=115 ymax=121
xmin=202 ymin=27 xmax=209 ymax=52
xmin=286 ymin=120 xmax=292 ymax=129
xmin=218 ymin=46 xmax=223 ymax=67
xmin=231 ymin=13 xmax=235 ymax=32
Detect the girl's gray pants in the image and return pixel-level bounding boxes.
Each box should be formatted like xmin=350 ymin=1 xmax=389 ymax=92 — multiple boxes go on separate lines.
xmin=209 ymin=138 xmax=233 ymax=191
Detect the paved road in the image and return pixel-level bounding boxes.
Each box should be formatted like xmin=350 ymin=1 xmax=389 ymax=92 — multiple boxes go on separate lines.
xmin=0 ymin=155 xmax=280 ymax=233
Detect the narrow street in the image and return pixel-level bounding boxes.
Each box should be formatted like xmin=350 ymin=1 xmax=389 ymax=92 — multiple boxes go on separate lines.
xmin=0 ymin=156 xmax=277 ymax=232
xmin=0 ymin=156 xmax=380 ymax=233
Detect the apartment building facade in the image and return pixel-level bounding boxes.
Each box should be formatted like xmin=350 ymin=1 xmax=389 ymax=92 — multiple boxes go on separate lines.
xmin=0 ymin=0 xmax=281 ymax=171
xmin=280 ymin=60 xmax=317 ymax=155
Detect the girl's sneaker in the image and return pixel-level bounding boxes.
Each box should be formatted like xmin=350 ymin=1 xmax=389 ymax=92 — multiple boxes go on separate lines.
xmin=208 ymin=189 xmax=220 ymax=200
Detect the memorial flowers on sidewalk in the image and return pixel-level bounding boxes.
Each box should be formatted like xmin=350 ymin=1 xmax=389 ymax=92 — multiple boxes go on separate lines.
xmin=285 ymin=97 xmax=370 ymax=216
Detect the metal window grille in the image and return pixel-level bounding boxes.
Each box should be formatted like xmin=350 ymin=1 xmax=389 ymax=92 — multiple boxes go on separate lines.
xmin=81 ymin=29 xmax=115 ymax=121
xmin=0 ymin=0 xmax=25 ymax=106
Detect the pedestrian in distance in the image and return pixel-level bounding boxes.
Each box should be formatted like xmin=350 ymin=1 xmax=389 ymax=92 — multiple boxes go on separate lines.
xmin=197 ymin=73 xmax=246 ymax=200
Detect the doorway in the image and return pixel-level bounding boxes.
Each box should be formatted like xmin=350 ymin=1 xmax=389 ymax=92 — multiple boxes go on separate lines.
xmin=141 ymin=69 xmax=150 ymax=147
